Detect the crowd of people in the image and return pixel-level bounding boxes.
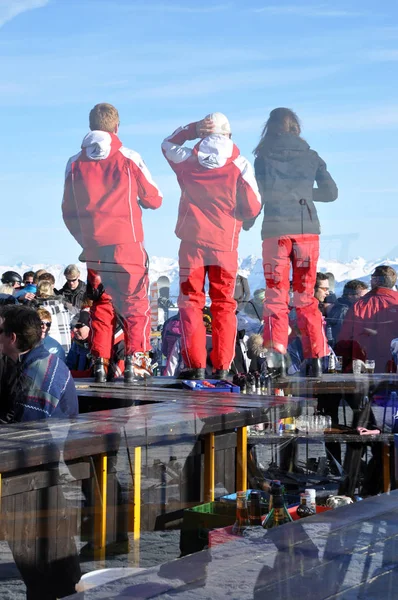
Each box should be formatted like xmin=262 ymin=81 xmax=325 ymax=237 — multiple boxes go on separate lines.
xmin=1 ymin=102 xmax=398 ymax=599
xmin=0 ymin=102 xmax=397 ymax=425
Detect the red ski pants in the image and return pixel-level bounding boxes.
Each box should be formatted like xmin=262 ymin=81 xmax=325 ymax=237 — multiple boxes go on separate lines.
xmin=85 ymin=242 xmax=151 ymax=358
xmin=178 ymin=242 xmax=237 ymax=371
xmin=262 ymin=234 xmax=328 ymax=359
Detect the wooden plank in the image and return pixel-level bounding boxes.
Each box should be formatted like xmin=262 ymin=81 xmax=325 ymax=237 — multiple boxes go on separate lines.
xmin=1 ymin=461 xmax=90 ymax=497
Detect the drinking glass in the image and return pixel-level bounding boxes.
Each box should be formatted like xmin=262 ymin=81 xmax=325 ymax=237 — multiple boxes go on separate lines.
xmin=353 ymin=359 xmax=362 ymax=375
xmin=365 ymin=359 xmax=375 ymax=374
xmin=335 ymin=356 xmax=343 ymax=373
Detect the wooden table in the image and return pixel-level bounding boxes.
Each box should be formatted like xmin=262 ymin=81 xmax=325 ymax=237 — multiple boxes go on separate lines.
xmin=68 ymin=489 xmax=398 ymax=599
xmin=0 ymin=391 xmax=313 ymax=568
xmin=275 ymin=372 xmax=398 ymax=396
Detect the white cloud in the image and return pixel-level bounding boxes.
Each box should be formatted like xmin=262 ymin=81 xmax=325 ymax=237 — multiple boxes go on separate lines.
xmin=253 ymin=4 xmax=369 ymax=17
xmin=0 ymin=0 xmax=49 ymax=28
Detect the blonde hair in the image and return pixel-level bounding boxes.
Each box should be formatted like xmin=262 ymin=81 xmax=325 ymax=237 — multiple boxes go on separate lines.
xmin=36 ymin=280 xmax=54 ymax=298
xmin=64 ymin=264 xmax=80 ymax=279
xmin=89 ymin=103 xmax=119 ymax=133
xmin=37 ymin=308 xmax=52 ymax=322
xmin=0 ymin=283 xmax=14 ymax=295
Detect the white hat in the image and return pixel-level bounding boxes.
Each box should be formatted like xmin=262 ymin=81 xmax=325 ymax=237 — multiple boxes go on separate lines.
xmin=205 ymin=112 xmax=231 ymax=135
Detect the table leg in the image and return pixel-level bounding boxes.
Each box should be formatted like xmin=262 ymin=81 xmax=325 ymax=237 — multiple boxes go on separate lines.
xmin=236 ymin=427 xmax=247 ymax=492
xmin=93 ymin=454 xmax=108 ymax=564
xmin=132 ymin=447 xmax=141 ymax=566
xmin=382 ymin=443 xmax=391 ymax=493
xmin=204 ymin=433 xmax=215 ymax=502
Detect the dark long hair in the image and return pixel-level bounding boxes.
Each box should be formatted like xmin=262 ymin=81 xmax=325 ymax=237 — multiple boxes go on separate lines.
xmin=253 ymin=107 xmax=301 ymax=156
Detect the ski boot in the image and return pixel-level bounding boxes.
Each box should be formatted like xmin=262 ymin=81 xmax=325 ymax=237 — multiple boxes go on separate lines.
xmin=177 ymin=368 xmax=206 ymax=380
xmin=212 ymin=369 xmax=229 ymax=380
xmin=124 ymin=351 xmax=158 ymax=383
xmin=264 ymin=350 xmax=287 ymax=379
xmin=94 ymin=357 xmax=108 ymax=384
xmin=303 ymin=358 xmax=323 ymax=378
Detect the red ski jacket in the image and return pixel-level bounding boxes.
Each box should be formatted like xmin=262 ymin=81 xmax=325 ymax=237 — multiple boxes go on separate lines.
xmin=62 ymin=131 xmax=162 ymax=249
xmin=337 ymin=287 xmax=398 ymax=372
xmin=162 ymin=123 xmax=261 ymax=252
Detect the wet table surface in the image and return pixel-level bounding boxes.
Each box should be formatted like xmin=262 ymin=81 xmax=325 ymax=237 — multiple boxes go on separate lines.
xmin=0 ymin=390 xmax=314 ymax=473
xmin=275 ymin=373 xmax=398 ymax=396
xmin=69 ymin=489 xmax=398 ymax=600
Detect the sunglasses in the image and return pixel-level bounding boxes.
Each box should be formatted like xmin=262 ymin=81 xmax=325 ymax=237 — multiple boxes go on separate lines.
xmin=67 ymin=278 xmax=78 ymax=283
xmin=74 ymin=323 xmax=86 ymax=329
xmin=41 ymin=321 xmax=51 ymax=328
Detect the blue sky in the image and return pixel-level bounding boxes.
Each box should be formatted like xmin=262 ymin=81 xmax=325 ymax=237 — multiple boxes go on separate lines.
xmin=0 ymin=0 xmax=397 ymax=265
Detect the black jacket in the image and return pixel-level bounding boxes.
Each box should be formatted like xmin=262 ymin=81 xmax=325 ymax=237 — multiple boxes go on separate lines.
xmin=326 ymin=296 xmax=352 ymax=343
xmin=60 ymin=280 xmax=86 ymax=308
xmin=250 ymin=133 xmax=337 ymax=238
xmin=0 ymin=355 xmax=20 ymax=422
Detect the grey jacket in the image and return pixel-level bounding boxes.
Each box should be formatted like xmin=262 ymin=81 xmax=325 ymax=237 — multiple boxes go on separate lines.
xmin=248 ymin=133 xmax=337 ymax=238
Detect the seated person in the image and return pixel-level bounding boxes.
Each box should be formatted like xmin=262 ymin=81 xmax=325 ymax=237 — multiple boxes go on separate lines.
xmin=67 ymin=310 xmax=125 ymax=380
xmin=37 ymin=307 xmax=66 ymax=361
xmin=0 ymin=305 xmax=78 ymax=421
xmin=35 ymin=279 xmax=74 ymax=353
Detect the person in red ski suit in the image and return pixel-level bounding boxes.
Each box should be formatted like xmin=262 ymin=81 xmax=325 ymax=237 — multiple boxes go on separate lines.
xmin=162 ymin=113 xmax=261 ymax=379
xmin=247 ymin=107 xmax=338 ymax=377
xmin=62 ymin=103 xmax=162 ymax=382
xmin=337 ymin=265 xmax=398 ymax=373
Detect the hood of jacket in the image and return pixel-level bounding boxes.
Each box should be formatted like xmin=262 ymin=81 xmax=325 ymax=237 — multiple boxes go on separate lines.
xmin=193 ymin=134 xmax=239 ymax=170
xmin=81 ymin=130 xmax=122 ymax=161
xmin=260 ymin=133 xmax=310 ymax=162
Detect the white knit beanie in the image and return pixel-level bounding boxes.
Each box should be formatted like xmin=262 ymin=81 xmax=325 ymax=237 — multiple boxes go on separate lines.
xmin=205 ymin=112 xmax=231 ymax=135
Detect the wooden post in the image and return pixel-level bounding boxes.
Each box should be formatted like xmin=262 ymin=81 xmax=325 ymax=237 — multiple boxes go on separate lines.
xmin=133 ymin=447 xmax=141 ymax=540
xmin=204 ymin=433 xmax=215 ymax=502
xmin=93 ymin=454 xmax=108 ymax=564
xmin=382 ymin=444 xmax=391 ymax=493
xmin=236 ymin=427 xmax=247 ymax=492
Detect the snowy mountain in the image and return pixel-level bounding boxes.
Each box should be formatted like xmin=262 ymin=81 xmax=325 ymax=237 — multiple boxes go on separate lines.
xmin=3 ymin=255 xmax=398 ymax=302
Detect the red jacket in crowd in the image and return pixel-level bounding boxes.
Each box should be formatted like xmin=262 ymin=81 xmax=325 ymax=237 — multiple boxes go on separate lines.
xmin=62 ymin=131 xmax=162 ymax=249
xmin=161 ymin=122 xmax=261 ymax=251
xmin=337 ymin=287 xmax=398 ymax=372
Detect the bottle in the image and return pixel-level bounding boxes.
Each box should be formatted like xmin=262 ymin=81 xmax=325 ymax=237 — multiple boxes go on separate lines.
xmin=262 ymin=482 xmax=293 ymax=529
xmin=328 ymin=353 xmax=336 ymax=374
xmin=254 ymin=371 xmax=261 ymax=395
xmin=326 ymin=325 xmax=334 ymax=349
xmin=232 ymin=491 xmax=250 ymax=535
xmin=247 ymin=373 xmax=256 ymax=394
xmin=249 ymin=490 xmax=263 ymax=526
xmin=297 ymin=493 xmax=315 ymax=519
xmin=304 ymin=488 xmax=316 ymax=511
